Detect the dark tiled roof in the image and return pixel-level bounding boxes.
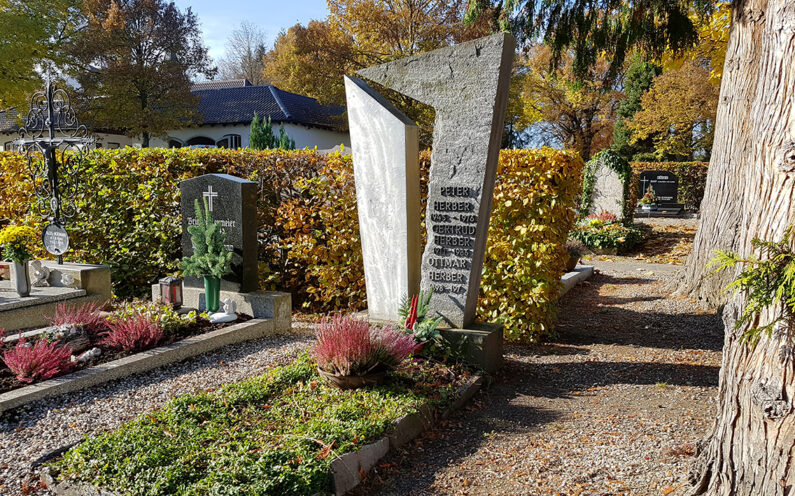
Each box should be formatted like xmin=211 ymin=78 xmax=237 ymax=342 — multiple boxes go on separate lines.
xmin=191 ymin=79 xmax=252 ymax=91
xmin=194 ymin=85 xmax=346 ymax=130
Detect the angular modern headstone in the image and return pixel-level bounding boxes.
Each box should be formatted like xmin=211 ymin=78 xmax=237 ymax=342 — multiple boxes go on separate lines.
xmin=345 ymin=76 xmax=421 ymax=321
xmin=638 ymin=170 xmax=679 ymax=205
xmin=357 ymin=33 xmax=516 ymax=328
xmin=180 ymin=174 xmax=258 ymax=292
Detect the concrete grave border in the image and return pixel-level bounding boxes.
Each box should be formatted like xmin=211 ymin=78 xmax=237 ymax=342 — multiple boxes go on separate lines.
xmin=0 ymin=318 xmax=279 ymax=414
xmin=40 ymin=374 xmax=485 ymax=496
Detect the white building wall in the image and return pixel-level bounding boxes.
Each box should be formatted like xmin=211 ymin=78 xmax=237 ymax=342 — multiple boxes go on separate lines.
xmin=149 ymin=123 xmax=350 ymax=150
xmin=0 ymin=132 xmax=137 ymax=151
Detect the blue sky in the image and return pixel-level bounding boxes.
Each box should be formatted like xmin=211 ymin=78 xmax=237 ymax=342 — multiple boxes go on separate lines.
xmin=173 ymin=0 xmax=330 ymax=62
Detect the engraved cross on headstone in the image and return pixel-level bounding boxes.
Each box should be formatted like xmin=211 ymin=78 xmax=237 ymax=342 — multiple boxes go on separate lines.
xmin=640 ymin=177 xmax=650 ymax=193
xmin=203 ymin=185 xmax=218 ymax=212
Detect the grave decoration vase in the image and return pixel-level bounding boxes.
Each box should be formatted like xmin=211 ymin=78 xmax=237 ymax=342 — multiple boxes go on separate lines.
xmin=317 ymin=367 xmax=387 ymax=390
xmin=203 ymin=276 xmax=221 ymax=313
xmin=12 ymin=260 xmax=31 ymax=297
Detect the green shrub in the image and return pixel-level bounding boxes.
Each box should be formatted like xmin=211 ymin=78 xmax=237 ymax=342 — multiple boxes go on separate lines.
xmin=571 ymin=217 xmax=644 ymax=253
xmin=1 ymin=147 xmax=584 ymax=342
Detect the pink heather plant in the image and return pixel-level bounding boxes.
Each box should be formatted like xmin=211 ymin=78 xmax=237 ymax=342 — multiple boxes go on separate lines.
xmin=2 ymin=339 xmax=73 ymax=383
xmin=49 ymin=302 xmax=108 ymax=337
xmin=101 ymin=314 xmax=163 ymax=352
xmin=313 ymin=314 xmax=419 ymax=376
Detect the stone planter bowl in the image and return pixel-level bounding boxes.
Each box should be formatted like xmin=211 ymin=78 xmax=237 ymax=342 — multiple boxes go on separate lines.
xmin=317 ymin=367 xmax=387 ymax=390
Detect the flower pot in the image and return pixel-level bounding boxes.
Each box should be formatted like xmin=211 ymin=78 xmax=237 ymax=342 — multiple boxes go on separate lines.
xmin=12 ymin=260 xmax=30 ymax=297
xmin=317 ymin=366 xmax=387 ymax=390
xmin=565 ymin=255 xmax=580 ymax=272
xmin=203 ymin=276 xmax=221 ymax=313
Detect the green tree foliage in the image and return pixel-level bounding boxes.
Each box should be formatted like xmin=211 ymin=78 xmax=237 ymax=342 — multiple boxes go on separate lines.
xmin=612 ymin=54 xmax=661 ymax=161
xmin=250 ymin=114 xmax=295 ymax=150
xmin=70 ymin=0 xmax=215 ymax=147
xmin=0 ymin=0 xmax=84 ymax=109
xmin=710 ymin=227 xmax=795 ymax=346
xmin=180 ymin=198 xmax=232 ymax=280
xmin=467 ymin=0 xmax=713 ymax=81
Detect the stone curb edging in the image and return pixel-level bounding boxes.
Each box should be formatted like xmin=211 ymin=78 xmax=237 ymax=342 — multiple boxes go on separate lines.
xmin=330 ymin=374 xmax=484 ymax=495
xmin=561 ymin=265 xmax=595 ymax=296
xmin=40 ymin=373 xmax=485 ymax=496
xmin=1 ymin=319 xmax=275 ymax=414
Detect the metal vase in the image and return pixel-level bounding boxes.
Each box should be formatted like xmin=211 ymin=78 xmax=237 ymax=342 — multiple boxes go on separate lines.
xmin=203 ymin=276 xmax=221 ymax=313
xmin=12 ymin=260 xmax=31 ymax=297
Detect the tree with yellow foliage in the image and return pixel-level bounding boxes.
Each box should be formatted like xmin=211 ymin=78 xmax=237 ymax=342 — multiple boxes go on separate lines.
xmin=628 ymin=60 xmax=719 ymax=161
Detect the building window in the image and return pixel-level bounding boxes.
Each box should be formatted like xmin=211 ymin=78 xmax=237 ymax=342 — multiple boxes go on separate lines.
xmin=186 ymin=136 xmax=215 ymax=148
xmin=107 ymin=142 xmax=120 ymax=149
xmin=168 ymin=138 xmax=184 ymax=149
xmin=216 ymin=134 xmax=241 ymax=149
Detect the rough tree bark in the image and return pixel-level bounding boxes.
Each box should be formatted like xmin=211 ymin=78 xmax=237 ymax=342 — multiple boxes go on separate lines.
xmin=688 ymin=0 xmax=795 ymax=494
xmin=675 ymin=0 xmax=770 ymax=306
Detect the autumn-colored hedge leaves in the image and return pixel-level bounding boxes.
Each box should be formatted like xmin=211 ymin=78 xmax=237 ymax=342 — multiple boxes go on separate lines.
xmin=0 ymin=147 xmax=583 ymax=342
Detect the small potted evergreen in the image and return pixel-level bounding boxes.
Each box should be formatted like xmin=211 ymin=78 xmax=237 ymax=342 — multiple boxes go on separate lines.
xmin=564 ymin=238 xmax=586 ymax=271
xmin=639 ymin=185 xmax=659 ymax=211
xmin=180 ymin=198 xmax=232 ymax=313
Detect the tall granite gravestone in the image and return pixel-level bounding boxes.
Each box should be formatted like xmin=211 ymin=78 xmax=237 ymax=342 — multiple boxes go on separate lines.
xmin=344 ymin=76 xmax=421 ymax=322
xmin=356 ymin=33 xmax=515 ymax=329
xmin=180 ymin=174 xmax=258 ymax=292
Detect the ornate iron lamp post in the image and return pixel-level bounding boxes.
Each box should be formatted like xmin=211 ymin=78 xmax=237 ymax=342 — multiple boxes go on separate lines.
xmin=14 ymin=79 xmax=95 ymax=264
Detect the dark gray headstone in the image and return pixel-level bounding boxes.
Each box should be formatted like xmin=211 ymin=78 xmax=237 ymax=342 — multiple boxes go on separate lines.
xmin=358 ymin=33 xmax=516 ymax=328
xmin=180 ymin=174 xmax=258 ymax=292
xmin=639 ymin=170 xmax=679 ymax=205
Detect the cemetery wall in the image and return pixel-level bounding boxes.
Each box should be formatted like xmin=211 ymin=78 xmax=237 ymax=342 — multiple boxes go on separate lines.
xmin=630 ymin=161 xmax=709 ymax=212
xmin=0 ymin=147 xmax=582 ymax=342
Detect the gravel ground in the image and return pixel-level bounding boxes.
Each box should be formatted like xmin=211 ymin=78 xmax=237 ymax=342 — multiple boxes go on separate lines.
xmin=350 ymin=261 xmax=723 ymax=496
xmin=0 ymin=326 xmax=314 ymax=495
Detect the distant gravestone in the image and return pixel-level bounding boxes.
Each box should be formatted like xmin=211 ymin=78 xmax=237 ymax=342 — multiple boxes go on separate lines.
xmin=588 ymin=161 xmax=626 ymax=219
xmin=180 ymin=174 xmax=258 ymax=292
xmin=639 ymin=170 xmax=679 ymax=205
xmin=357 ymin=33 xmax=515 ymax=328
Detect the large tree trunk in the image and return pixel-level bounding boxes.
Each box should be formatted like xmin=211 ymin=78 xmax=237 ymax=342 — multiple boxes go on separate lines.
xmin=675 ymin=0 xmax=774 ymax=305
xmin=689 ymin=0 xmax=795 ymax=493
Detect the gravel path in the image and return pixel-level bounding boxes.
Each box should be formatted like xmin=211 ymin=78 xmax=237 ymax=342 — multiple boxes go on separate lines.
xmin=0 ymin=327 xmax=313 ymax=495
xmin=350 ymin=261 xmax=723 ymax=496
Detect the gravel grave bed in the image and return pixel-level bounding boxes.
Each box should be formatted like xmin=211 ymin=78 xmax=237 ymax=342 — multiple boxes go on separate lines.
xmin=0 ymin=325 xmax=314 ymax=495
xmin=349 ymin=260 xmax=723 ymax=496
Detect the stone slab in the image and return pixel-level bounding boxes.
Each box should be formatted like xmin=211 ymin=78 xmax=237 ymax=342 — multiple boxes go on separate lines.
xmin=589 ymin=160 xmax=626 ymax=220
xmin=344 ymin=76 xmax=421 ymax=322
xmin=439 ymin=323 xmax=503 ymax=374
xmin=561 ymin=265 xmax=594 ymax=295
xmin=150 ymin=285 xmax=291 ymax=331
xmin=180 ymin=174 xmax=259 ymax=292
xmin=0 ymin=290 xmax=104 ymax=332
xmin=358 ymin=33 xmax=516 ymax=328
xmin=0 ymin=319 xmax=273 ymax=413
xmin=38 ymin=262 xmax=112 ymax=302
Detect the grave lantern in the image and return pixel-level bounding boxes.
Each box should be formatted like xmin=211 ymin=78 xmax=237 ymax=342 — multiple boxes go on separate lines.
xmin=159 ymin=276 xmax=183 ymax=309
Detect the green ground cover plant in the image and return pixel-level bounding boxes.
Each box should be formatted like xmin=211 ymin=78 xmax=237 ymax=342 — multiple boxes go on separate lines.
xmin=571 ymin=214 xmax=644 ymax=253
xmin=50 ymin=354 xmax=470 ymax=496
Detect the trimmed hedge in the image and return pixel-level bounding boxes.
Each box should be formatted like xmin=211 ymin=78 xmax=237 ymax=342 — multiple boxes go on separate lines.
xmin=630 ymin=161 xmax=709 ymax=212
xmin=0 ymin=147 xmax=583 ymax=342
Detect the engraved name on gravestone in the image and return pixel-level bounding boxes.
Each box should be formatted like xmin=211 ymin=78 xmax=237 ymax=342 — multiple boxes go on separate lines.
xmin=639 ymin=170 xmax=679 ymax=205
xmin=358 ymin=33 xmax=516 ymax=328
xmin=42 ymin=223 xmax=69 ymax=256
xmin=180 ymin=174 xmax=258 ymax=292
